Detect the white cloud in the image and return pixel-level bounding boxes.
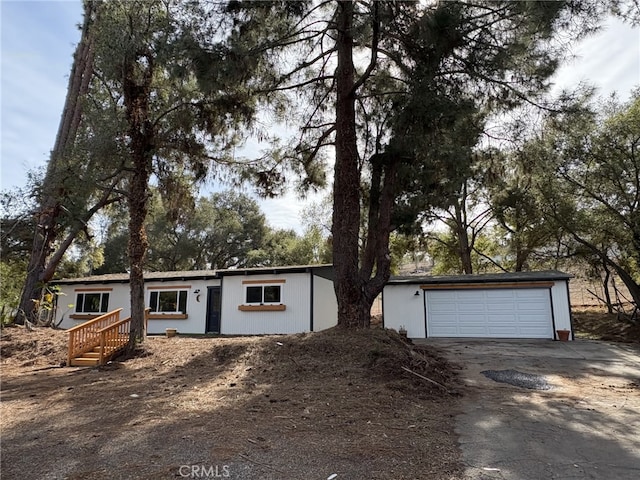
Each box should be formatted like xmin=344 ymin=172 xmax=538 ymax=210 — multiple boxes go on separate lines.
xmin=552 ymin=17 xmax=640 ymax=99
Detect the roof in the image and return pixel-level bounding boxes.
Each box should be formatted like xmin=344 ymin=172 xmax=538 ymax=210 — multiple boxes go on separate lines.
xmin=386 ymin=270 xmax=573 ymax=285
xmin=52 ymin=264 xmax=334 ymax=285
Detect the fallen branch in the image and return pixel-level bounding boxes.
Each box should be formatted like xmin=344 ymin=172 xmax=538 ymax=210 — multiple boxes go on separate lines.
xmin=401 ymin=366 xmax=449 ymax=393
xmin=238 ymin=454 xmax=284 ymax=473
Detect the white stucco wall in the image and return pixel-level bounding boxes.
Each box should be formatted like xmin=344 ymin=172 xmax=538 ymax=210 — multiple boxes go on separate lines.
xmin=220 ymin=273 xmax=311 ymax=335
xmin=382 ymin=285 xmax=426 ymax=337
xmin=312 ymin=275 xmax=338 ymax=331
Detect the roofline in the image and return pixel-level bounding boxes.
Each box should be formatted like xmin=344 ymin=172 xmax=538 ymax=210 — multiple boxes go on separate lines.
xmin=52 ymin=264 xmax=334 ymax=285
xmin=386 ymin=270 xmax=574 ymax=285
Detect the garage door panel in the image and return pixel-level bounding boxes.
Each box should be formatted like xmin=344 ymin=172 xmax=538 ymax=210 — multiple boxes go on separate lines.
xmin=458 ymin=326 xmax=489 ymax=335
xmin=457 ymin=313 xmax=483 ymax=323
xmin=426 ymin=288 xmax=553 ymax=339
xmin=487 ymin=303 xmax=515 ymax=312
xmin=458 ymin=302 xmax=484 ymax=312
xmin=457 ymin=291 xmax=485 ymax=302
xmin=487 ymin=325 xmax=519 ymax=335
xmin=486 ymin=290 xmax=515 ymax=300
xmin=429 ymin=324 xmax=460 ymax=336
xmin=488 ymin=314 xmax=517 ymax=324
xmin=429 ymin=303 xmax=458 ymax=313
xmin=516 ymin=302 xmax=549 ymax=312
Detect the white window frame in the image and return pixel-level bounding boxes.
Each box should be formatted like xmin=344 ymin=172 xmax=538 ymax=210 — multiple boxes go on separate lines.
xmin=148 ymin=289 xmax=189 ymax=315
xmin=244 ymin=283 xmax=283 ymax=305
xmin=75 ymin=291 xmax=110 ymax=314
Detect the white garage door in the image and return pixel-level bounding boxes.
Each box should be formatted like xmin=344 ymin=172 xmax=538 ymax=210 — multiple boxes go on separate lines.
xmin=426 ymin=288 xmax=553 ymax=338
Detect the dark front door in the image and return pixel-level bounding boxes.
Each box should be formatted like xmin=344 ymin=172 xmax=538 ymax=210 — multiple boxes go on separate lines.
xmin=206 ymin=286 xmax=221 ymax=333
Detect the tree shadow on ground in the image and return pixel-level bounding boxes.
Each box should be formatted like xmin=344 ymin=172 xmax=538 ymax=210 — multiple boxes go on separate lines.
xmin=1 ymin=330 xmax=463 ymax=480
xmin=441 ymin=340 xmax=640 ymax=480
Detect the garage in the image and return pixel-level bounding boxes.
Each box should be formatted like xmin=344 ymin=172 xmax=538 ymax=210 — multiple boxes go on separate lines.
xmin=382 ymin=271 xmax=573 ymax=340
xmin=426 ymin=287 xmax=552 ymax=338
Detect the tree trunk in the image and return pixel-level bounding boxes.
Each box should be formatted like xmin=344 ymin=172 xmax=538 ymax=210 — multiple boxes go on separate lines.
xmin=609 ymin=262 xmax=640 ymax=321
xmin=122 ymin=48 xmax=155 ymax=351
xmin=454 ymin=200 xmax=473 ymax=274
xmin=602 ymin=262 xmax=614 ymax=314
xmin=15 ymin=1 xmax=97 ymax=324
xmin=333 ymin=0 xmax=369 ymax=328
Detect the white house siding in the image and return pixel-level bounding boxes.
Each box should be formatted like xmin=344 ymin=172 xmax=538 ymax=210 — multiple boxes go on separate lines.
xmin=382 ymin=273 xmax=573 ymax=340
xmin=220 ymin=273 xmax=311 ymax=335
xmin=312 ymin=275 xmax=338 ymax=331
xmin=551 ymin=280 xmax=572 ymax=333
xmin=55 ymin=278 xmax=220 ymax=334
xmin=382 ymin=284 xmax=426 ymax=337
xmin=56 ymin=283 xmax=131 ymax=330
xmin=144 ymin=279 xmax=219 ymax=335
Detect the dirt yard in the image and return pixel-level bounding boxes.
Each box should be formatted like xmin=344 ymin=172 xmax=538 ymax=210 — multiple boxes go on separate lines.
xmin=1 ymin=327 xmax=463 ymax=480
xmin=2 ymin=308 xmax=636 ymax=479
xmin=572 ymin=306 xmax=640 ymax=343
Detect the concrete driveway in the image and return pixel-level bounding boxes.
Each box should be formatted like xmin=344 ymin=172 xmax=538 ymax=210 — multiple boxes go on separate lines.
xmin=420 ymin=339 xmax=640 ymax=480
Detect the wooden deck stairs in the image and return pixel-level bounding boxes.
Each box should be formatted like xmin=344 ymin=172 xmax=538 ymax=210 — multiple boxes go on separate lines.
xmin=67 ymin=309 xmax=133 ymax=367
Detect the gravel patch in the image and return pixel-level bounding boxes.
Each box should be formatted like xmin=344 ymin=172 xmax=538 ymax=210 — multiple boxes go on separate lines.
xmin=481 ymin=369 xmax=553 ymax=390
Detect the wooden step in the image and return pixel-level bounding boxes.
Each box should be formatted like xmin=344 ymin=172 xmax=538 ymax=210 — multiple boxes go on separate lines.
xmin=91 ymin=346 xmax=122 ymax=353
xmin=70 ymin=357 xmax=100 ymax=367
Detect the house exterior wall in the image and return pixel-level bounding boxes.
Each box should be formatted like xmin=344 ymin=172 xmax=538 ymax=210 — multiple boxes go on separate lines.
xmin=144 ymin=278 xmax=220 ymax=335
xmin=55 ymin=278 xmax=221 ymax=334
xmin=56 ymin=283 xmax=131 ymax=330
xmin=312 ymin=275 xmax=338 ymax=331
xmin=382 ymin=284 xmax=426 ymax=337
xmin=220 ymin=273 xmax=311 ymax=335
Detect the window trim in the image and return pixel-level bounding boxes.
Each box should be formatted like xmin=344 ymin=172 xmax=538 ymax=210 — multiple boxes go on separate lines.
xmin=240 ymin=279 xmax=286 ymax=310
xmin=242 ymin=283 xmax=284 ymax=306
xmin=73 ymin=290 xmax=111 ymax=315
xmin=147 ymin=286 xmax=190 ymax=319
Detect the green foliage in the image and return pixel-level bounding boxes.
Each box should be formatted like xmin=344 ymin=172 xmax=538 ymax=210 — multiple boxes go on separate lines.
xmin=527 ymin=90 xmax=640 ymax=304
xmin=0 ymin=260 xmax=25 ymax=325
xmin=247 ymin=225 xmax=332 ymax=267
xmin=95 ymin=189 xmax=332 ymax=272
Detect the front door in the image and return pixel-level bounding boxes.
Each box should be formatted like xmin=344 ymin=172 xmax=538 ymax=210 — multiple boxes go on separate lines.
xmin=206 ymin=286 xmax=221 ymax=333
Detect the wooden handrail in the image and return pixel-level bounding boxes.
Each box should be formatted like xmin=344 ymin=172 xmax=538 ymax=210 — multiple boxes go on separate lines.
xmin=97 ymin=317 xmax=131 ymax=365
xmin=66 ymin=308 xmax=123 ymax=332
xmin=67 ymin=309 xmax=122 ymax=366
xmin=67 ymin=308 xmax=149 ymax=366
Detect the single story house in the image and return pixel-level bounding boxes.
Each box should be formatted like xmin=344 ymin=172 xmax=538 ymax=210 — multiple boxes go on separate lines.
xmin=53 ymin=265 xmax=337 ymax=335
xmin=383 ymin=271 xmax=574 ymax=340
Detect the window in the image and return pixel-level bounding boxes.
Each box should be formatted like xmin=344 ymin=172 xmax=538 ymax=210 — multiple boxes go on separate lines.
xmin=149 ymin=290 xmax=188 ymax=314
xmin=245 ymin=284 xmax=282 ymax=305
xmin=76 ymin=292 xmax=110 ymax=313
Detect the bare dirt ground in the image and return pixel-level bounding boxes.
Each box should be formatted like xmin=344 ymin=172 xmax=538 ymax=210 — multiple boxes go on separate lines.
xmin=572 ymin=306 xmax=640 ymax=343
xmin=1 ymin=327 xmax=463 ymax=480
xmin=2 ymin=307 xmax=636 ymax=480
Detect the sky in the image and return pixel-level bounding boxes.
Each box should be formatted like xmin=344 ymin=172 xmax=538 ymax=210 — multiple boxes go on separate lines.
xmin=1 ymin=1 xmax=639 ymax=232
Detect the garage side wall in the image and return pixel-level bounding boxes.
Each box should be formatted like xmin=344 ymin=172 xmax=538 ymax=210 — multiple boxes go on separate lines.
xmin=312 ymin=275 xmax=338 ymax=331
xmin=382 ymin=285 xmax=425 ymax=337
xmin=551 ymin=280 xmax=572 ymax=336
